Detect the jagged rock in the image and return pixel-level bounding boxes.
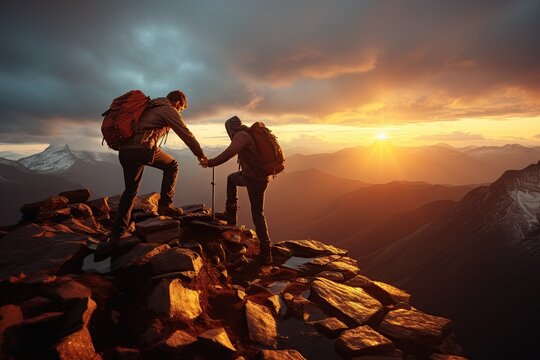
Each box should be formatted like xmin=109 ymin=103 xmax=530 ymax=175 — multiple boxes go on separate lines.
xmin=135 ymin=216 xmax=180 ymax=237
xmin=310 ymin=277 xmax=383 ymax=325
xmin=147 ymin=279 xmax=202 ymax=320
xmin=378 ymin=309 xmax=452 ymax=348
xmin=52 ymin=280 xmax=92 ymax=301
xmin=111 ymin=243 xmax=170 ymax=271
xmin=0 ymin=305 xmax=24 ymax=358
xmin=0 ymin=224 xmax=90 ymax=279
xmin=197 ymin=327 xmax=236 ymax=353
xmin=108 ymin=192 xmax=159 ymax=214
xmin=20 ymin=195 xmax=69 ymax=218
xmin=111 ymin=347 xmax=141 ymax=360
xmin=150 ymin=329 xmax=197 ymax=354
xmin=372 ymin=281 xmax=411 ymax=304
xmin=282 ymin=293 xmax=310 ymax=319
xmin=344 ymin=274 xmax=373 ymax=287
xmin=150 ymin=247 xmax=203 ymax=275
xmin=335 ymin=325 xmax=394 ymax=357
xmin=59 ymin=189 xmax=91 ymax=204
xmin=277 ymin=240 xmax=347 ymax=257
xmin=144 ymin=226 xmax=182 ymax=244
xmin=245 ymin=300 xmax=278 ymax=348
xmin=315 ymin=271 xmax=345 ymax=282
xmin=307 ymin=317 xmax=348 ymax=338
xmin=87 ymin=197 xmax=110 ymax=215
xmin=258 ymin=349 xmax=307 ymax=360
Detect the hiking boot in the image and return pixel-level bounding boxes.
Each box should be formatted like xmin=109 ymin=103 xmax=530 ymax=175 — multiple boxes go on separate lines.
xmin=256 ymin=241 xmax=273 ymax=266
xmin=94 ymin=234 xmax=121 ymax=262
xmin=158 ymin=204 xmax=184 ymax=217
xmin=214 ymin=202 xmax=238 ymax=225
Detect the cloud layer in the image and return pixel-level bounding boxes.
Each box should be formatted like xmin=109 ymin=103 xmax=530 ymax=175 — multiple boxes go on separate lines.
xmin=1 ymin=0 xmax=539 ymax=144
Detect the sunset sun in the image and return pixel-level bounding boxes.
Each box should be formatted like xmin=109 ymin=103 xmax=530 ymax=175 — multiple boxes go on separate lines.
xmin=376 ymin=132 xmax=388 ymax=141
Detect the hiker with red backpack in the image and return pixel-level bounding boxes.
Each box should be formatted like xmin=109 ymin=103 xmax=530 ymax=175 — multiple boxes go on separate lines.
xmin=200 ymin=116 xmax=285 ymax=265
xmin=99 ymin=90 xmax=206 ymax=255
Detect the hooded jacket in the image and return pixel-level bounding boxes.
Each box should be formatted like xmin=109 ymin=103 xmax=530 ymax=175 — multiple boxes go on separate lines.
xmin=208 ymin=116 xmax=268 ymax=180
xmin=121 ymin=97 xmax=204 ymax=158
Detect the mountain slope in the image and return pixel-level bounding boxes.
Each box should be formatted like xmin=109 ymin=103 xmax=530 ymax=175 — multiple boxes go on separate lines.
xmin=362 ymin=161 xmax=540 ymax=359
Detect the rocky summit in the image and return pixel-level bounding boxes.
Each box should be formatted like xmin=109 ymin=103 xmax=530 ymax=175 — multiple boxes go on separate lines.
xmin=0 ymin=189 xmax=466 ymax=359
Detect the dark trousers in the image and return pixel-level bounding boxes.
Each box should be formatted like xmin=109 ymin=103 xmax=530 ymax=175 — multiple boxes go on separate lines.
xmin=227 ymin=171 xmax=271 ymax=246
xmin=112 ymin=147 xmax=178 ymax=236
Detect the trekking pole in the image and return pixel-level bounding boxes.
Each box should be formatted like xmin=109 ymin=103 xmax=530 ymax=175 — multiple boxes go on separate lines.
xmin=211 ymin=166 xmax=216 ymax=221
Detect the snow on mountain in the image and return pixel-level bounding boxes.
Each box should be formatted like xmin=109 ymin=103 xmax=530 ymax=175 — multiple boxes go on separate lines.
xmin=18 ymin=145 xmax=78 ymax=173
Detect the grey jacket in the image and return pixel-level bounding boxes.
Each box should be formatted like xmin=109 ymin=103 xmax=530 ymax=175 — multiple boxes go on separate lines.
xmin=122 ymin=98 xmax=204 ymax=158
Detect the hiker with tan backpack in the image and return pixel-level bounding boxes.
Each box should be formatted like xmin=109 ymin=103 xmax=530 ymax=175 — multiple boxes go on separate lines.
xmin=200 ymin=116 xmax=285 ymax=265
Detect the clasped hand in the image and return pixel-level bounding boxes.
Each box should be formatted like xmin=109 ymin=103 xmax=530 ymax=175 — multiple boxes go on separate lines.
xmin=198 ymin=155 xmax=209 ymax=168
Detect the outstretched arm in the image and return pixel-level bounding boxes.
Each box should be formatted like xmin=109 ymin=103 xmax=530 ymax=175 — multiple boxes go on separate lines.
xmin=162 ymin=107 xmax=205 ymax=158
xmin=205 ymin=132 xmax=250 ymax=167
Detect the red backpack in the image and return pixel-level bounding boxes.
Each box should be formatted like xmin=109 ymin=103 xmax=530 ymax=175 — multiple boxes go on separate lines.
xmin=101 ymin=90 xmax=150 ymax=150
xmin=248 ymin=122 xmax=285 ymax=176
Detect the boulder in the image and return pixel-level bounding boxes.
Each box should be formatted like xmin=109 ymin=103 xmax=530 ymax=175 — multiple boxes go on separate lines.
xmin=0 ymin=224 xmax=90 ymax=279
xmin=111 ymin=243 xmax=170 ymax=271
xmin=310 ymin=277 xmax=383 ymax=326
xmin=149 ymin=248 xmax=203 ymax=275
xmin=344 ymin=276 xmax=411 ymax=306
xmin=245 ymin=300 xmax=278 ymax=348
xmin=20 ymin=196 xmax=69 ymax=218
xmin=324 ymin=261 xmax=361 ymax=278
xmin=147 ymin=279 xmax=202 ymax=320
xmin=378 ymin=309 xmax=452 ymax=348
xmin=59 ymin=189 xmax=91 ymax=204
xmin=344 ymin=274 xmax=373 ymax=288
xmin=277 ymin=240 xmax=347 ymax=257
xmin=108 ymin=192 xmax=159 ymax=214
xmin=135 ymin=216 xmax=180 ymax=237
xmin=307 ymin=317 xmax=348 ymax=338
xmin=335 ymin=325 xmax=394 ymax=357
xmin=266 ymin=295 xmax=283 ymax=316
xmin=258 ymin=349 xmax=307 ymax=360
xmin=197 ymin=327 xmax=236 ymax=353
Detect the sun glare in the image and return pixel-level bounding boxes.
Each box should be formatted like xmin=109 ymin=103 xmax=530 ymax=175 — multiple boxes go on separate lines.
xmin=377 ymin=133 xmax=387 ymax=141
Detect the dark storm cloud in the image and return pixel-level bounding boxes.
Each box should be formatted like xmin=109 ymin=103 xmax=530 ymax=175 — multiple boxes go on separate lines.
xmin=0 ymin=0 xmax=539 ymax=143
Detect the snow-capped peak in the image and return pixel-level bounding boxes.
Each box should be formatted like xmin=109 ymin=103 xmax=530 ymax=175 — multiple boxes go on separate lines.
xmin=18 ymin=144 xmax=77 ymax=173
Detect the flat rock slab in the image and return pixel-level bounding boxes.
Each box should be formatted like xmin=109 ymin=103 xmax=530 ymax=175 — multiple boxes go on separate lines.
xmin=308 ymin=317 xmax=348 ymax=338
xmin=335 ymin=325 xmax=394 ymax=357
xmin=314 ymin=271 xmax=345 ymax=283
xmin=197 ymin=327 xmax=236 ymax=353
xmin=148 ymin=279 xmax=202 ymax=320
xmin=277 ymin=240 xmax=347 ymax=257
xmin=258 ymin=349 xmax=307 ymax=360
xmin=245 ymin=300 xmax=278 ymax=348
xmin=379 ymin=309 xmax=452 ymax=347
xmin=150 ymin=247 xmax=203 ymax=275
xmin=310 ymin=277 xmax=383 ymax=326
xmin=323 ymin=261 xmax=361 ymax=278
xmin=20 ymin=196 xmax=69 ymax=217
xmin=144 ymin=226 xmax=182 ymax=244
xmin=0 ymin=224 xmax=90 ymax=279
xmin=135 ymin=216 xmax=180 ymax=237
xmin=111 ymin=243 xmax=170 ymax=271
xmin=372 ymin=281 xmax=411 ymax=304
